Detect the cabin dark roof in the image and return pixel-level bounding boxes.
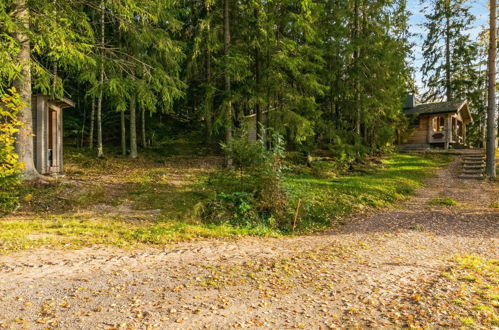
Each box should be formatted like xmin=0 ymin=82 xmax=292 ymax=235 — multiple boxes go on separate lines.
xmin=403 ymin=100 xmax=466 ymax=116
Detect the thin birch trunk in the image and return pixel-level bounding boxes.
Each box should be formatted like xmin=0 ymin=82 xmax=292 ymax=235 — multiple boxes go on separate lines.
xmin=121 ymin=110 xmax=126 ymax=156
xmin=89 ymin=97 xmax=95 ymax=149
xmin=129 ymin=94 xmax=137 ymax=159
xmin=141 ymin=106 xmax=146 ymax=148
xmin=96 ymin=1 xmax=105 ymax=158
xmin=80 ymin=99 xmax=86 ymax=148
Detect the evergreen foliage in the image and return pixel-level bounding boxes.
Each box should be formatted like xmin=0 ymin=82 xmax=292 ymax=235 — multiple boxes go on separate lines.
xmin=420 ymin=0 xmax=479 ymax=102
xmin=420 ymin=0 xmax=489 ymax=148
xmin=1 ymin=0 xmax=414 ymax=166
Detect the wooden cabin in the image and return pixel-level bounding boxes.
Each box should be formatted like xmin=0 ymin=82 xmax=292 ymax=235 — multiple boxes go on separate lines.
xmin=403 ymin=95 xmax=473 ymax=149
xmin=32 ymin=95 xmax=74 ymax=175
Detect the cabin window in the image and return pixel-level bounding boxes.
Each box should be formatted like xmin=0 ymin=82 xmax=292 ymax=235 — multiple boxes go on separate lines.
xmin=409 ymin=116 xmax=420 ymax=127
xmin=432 ymin=116 xmax=445 ymax=132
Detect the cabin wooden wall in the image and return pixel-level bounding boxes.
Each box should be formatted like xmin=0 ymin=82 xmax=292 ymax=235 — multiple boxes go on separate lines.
xmin=31 ymin=95 xmax=64 ymax=175
xmin=406 ymin=115 xmax=429 ymax=144
xmin=32 ymin=95 xmax=49 ymax=174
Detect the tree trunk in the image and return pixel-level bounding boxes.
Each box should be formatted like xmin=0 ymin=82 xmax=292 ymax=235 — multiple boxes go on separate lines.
xmin=354 ymin=0 xmax=361 ymax=136
xmin=224 ymin=0 xmax=232 ymax=167
xmin=121 ymin=110 xmax=126 ymax=156
xmin=486 ymin=0 xmax=497 ymax=179
xmin=254 ymin=8 xmax=263 ymax=141
xmin=96 ymin=1 xmax=105 ymax=158
xmin=205 ymin=4 xmax=213 ymax=144
xmin=80 ymin=98 xmax=86 ymax=148
xmin=445 ymin=6 xmax=452 ymax=102
xmin=13 ymin=0 xmax=38 ymax=179
xmin=141 ymin=106 xmax=147 ymax=148
xmin=129 ymin=94 xmax=138 ymax=159
xmin=89 ymin=97 xmax=95 ymax=149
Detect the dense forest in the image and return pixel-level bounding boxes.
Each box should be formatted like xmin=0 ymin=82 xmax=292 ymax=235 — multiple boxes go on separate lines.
xmin=1 ymin=0 xmax=492 ymax=159
xmin=2 ymin=0 xmax=414 ymax=165
xmin=0 ymin=0 xmax=496 ymax=213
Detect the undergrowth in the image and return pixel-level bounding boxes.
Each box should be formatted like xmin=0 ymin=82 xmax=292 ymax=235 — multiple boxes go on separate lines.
xmin=0 ymin=149 xmax=453 ymax=252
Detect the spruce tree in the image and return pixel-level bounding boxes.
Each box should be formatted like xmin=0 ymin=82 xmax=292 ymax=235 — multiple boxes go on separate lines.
xmin=420 ymin=0 xmax=478 ymax=102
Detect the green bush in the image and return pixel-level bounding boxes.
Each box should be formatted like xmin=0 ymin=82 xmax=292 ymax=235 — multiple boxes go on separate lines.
xmin=0 ymin=88 xmax=23 ymax=215
xmin=204 ymin=131 xmax=288 ymax=229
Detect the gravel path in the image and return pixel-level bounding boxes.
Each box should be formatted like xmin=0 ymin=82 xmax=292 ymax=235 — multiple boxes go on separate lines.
xmin=0 ymin=156 xmax=497 ymax=329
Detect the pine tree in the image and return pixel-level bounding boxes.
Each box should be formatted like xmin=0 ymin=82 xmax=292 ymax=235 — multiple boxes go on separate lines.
xmin=420 ymin=0 xmax=478 ymax=102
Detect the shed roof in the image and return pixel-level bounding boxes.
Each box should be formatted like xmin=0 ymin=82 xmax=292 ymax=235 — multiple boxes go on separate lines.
xmin=35 ymin=94 xmax=75 ymax=109
xmin=403 ymin=99 xmax=472 ymax=124
xmin=49 ymin=97 xmax=75 ymax=109
xmin=403 ymin=100 xmax=466 ymax=116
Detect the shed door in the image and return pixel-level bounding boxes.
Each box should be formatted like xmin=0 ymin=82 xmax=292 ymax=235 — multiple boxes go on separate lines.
xmin=48 ymin=108 xmax=57 ymax=167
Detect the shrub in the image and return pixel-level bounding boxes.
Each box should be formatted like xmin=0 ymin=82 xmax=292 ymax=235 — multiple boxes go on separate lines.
xmin=0 ymin=88 xmax=23 ymax=214
xmin=204 ymin=130 xmax=288 ymax=229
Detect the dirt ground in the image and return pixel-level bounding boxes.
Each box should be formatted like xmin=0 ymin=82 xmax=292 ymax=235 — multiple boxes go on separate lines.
xmin=0 ymin=156 xmax=497 ymax=329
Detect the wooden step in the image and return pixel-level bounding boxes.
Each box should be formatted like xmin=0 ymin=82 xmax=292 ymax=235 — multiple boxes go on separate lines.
xmin=461 ymin=170 xmax=484 ymax=175
xmin=463 ymin=166 xmax=485 ymax=171
xmin=463 ymin=161 xmax=485 ymax=165
xmin=459 ymin=174 xmax=484 ymax=180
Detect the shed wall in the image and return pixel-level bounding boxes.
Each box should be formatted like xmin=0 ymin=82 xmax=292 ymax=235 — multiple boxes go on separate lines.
xmin=406 ymin=115 xmax=429 ymax=144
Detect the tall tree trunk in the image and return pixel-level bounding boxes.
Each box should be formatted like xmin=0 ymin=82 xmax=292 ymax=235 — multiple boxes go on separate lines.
xmin=89 ymin=97 xmax=95 ymax=149
xmin=96 ymin=1 xmax=105 ymax=158
xmin=354 ymin=0 xmax=361 ymax=136
xmin=224 ymin=0 xmax=232 ymax=166
xmin=445 ymin=6 xmax=452 ymax=101
xmin=129 ymin=94 xmax=138 ymax=159
xmin=13 ymin=0 xmax=38 ymax=178
xmin=254 ymin=8 xmax=263 ymax=141
xmin=486 ymin=0 xmax=497 ymax=179
xmin=121 ymin=110 xmax=126 ymax=156
xmin=205 ymin=4 xmax=213 ymax=144
xmin=80 ymin=98 xmax=86 ymax=148
xmin=141 ymin=106 xmax=146 ymax=148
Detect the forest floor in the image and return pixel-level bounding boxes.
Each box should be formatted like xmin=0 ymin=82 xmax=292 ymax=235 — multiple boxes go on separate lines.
xmin=0 ymin=155 xmax=497 ymax=328
xmin=0 ymin=150 xmax=454 ymax=250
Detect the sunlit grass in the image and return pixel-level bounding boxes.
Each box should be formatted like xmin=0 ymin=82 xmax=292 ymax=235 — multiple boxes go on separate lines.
xmin=0 ymin=215 xmax=278 ymax=253
xmin=443 ymin=255 xmax=499 ymax=327
xmin=429 ymin=197 xmax=458 ymax=206
xmin=0 ymin=152 xmax=453 ymax=252
xmin=285 ymin=153 xmax=453 ymax=231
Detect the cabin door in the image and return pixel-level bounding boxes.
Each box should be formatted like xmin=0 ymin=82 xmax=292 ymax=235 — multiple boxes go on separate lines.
xmin=48 ymin=108 xmax=57 ymax=170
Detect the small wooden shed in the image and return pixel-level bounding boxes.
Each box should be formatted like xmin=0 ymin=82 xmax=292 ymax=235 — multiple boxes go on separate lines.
xmin=31 ymin=95 xmax=74 ymax=175
xmin=403 ymin=95 xmax=473 ymax=149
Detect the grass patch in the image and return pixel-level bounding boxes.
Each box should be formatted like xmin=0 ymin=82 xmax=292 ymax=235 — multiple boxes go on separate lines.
xmin=442 ymin=255 xmax=499 ymax=328
xmin=0 ymin=151 xmax=453 ymax=252
xmin=429 ymin=197 xmax=459 ymax=206
xmin=0 ymin=215 xmax=277 ymax=253
xmin=285 ymin=153 xmax=453 ymax=232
